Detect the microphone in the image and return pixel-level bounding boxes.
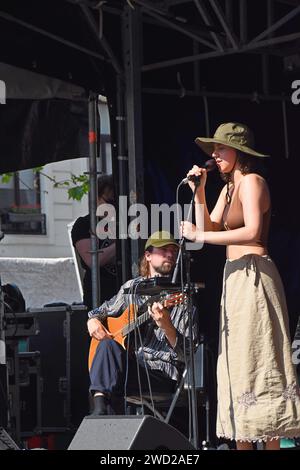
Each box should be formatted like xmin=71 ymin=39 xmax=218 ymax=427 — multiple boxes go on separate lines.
xmin=181 ymin=158 xmax=216 ymax=185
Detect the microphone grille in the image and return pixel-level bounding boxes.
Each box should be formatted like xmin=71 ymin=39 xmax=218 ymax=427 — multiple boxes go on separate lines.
xmin=205 ymin=159 xmax=216 ymax=172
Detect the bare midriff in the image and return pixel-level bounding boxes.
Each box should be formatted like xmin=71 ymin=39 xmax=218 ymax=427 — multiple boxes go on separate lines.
xmin=226 ymin=244 xmax=268 ymax=260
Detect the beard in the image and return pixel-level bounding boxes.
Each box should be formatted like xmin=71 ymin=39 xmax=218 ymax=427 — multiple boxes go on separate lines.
xmin=153 ymin=261 xmax=173 ymax=276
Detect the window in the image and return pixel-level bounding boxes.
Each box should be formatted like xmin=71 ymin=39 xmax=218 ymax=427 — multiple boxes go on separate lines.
xmin=0 ymin=169 xmax=46 ymax=235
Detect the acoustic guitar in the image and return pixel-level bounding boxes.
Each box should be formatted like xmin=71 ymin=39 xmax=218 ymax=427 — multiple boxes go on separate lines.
xmin=88 ymin=291 xmax=186 ymax=370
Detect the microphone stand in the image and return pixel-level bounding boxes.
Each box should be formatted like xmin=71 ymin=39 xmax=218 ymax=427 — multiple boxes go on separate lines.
xmin=0 ymin=275 xmax=9 ymax=429
xmin=172 ymin=182 xmax=199 ymax=449
xmin=172 ymin=176 xmax=199 ymax=284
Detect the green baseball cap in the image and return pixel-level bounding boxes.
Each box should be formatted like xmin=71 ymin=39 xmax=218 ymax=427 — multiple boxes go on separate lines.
xmin=145 ymin=231 xmax=179 ymax=250
xmin=195 ymin=122 xmax=269 ymax=158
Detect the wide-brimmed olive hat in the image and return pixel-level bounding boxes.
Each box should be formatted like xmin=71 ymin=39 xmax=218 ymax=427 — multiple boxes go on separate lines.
xmin=195 ymin=122 xmax=269 ymax=158
xmin=145 ymin=231 xmax=179 ymax=250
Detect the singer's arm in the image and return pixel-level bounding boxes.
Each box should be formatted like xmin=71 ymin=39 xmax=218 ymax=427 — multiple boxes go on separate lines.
xmin=195 ymin=185 xmax=227 ymax=231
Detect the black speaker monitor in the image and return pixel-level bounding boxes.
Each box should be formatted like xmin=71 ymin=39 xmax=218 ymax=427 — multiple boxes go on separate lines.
xmin=68 ymin=415 xmax=195 ymax=450
xmin=0 ymin=428 xmax=20 ymax=450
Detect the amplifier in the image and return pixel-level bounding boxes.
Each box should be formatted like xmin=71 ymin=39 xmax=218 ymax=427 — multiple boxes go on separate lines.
xmin=5 ymin=312 xmax=38 ymax=338
xmin=29 ymin=305 xmax=90 ymax=430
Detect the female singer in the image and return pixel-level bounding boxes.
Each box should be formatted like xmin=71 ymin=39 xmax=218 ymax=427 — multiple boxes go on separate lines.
xmin=181 ymin=122 xmax=300 ymax=450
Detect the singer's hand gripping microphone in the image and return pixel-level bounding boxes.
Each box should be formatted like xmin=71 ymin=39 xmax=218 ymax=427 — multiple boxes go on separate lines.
xmin=181 ymin=159 xmax=216 ymax=185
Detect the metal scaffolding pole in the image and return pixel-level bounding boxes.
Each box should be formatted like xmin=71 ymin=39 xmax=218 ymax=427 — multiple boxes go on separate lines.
xmin=0 ymin=11 xmax=106 ymax=63
xmin=116 ymin=75 xmax=131 ymax=283
xmin=193 ymin=0 xmax=224 ymax=51
xmin=80 ymin=4 xmax=123 ymax=75
xmin=135 ymin=1 xmax=217 ymax=50
xmin=249 ymin=4 xmax=300 ymax=44
xmin=142 ymin=86 xmax=291 ymax=102
xmin=208 ymin=0 xmax=238 ymax=49
xmin=240 ymin=0 xmax=247 ymax=44
xmin=122 ymin=5 xmax=145 ymax=276
xmin=142 ymin=31 xmax=300 ymax=71
xmin=88 ymin=93 xmax=100 ymax=309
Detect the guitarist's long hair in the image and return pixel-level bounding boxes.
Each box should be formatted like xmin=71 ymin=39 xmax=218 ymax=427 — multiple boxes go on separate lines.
xmin=139 ymin=247 xmax=153 ymax=277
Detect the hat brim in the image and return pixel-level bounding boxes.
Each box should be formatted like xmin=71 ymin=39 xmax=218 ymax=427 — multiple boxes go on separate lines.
xmin=145 ymin=240 xmax=179 ymax=250
xmin=195 ymin=137 xmax=269 ymax=158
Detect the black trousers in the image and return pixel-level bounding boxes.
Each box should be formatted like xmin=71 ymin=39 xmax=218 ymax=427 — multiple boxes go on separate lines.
xmin=89 ymin=339 xmax=176 ymax=397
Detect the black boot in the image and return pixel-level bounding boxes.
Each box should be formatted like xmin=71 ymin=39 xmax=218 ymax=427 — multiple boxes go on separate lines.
xmin=92 ymin=395 xmax=108 ymax=416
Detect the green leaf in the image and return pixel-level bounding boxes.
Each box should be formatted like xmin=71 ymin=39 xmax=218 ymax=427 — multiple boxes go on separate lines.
xmin=2 ymin=169 xmax=90 ymax=202
xmin=68 ymin=184 xmax=89 ymax=201
xmin=1 ymin=173 xmax=13 ymax=183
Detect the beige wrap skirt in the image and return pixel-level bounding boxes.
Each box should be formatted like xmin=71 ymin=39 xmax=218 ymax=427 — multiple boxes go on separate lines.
xmin=217 ymin=254 xmax=300 ymax=442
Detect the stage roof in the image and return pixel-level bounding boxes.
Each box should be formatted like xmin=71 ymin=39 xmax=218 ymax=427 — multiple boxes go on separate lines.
xmin=0 ymin=0 xmax=299 ymax=172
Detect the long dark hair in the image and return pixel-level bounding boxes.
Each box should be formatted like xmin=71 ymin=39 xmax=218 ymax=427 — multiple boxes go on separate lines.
xmin=220 ymin=151 xmax=267 ymax=204
xmin=97 ymin=174 xmax=114 ymax=198
xmin=138 ymin=246 xmax=153 ymax=277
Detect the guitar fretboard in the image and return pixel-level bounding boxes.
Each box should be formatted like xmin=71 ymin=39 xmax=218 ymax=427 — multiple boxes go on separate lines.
xmin=100 ymin=291 xmax=184 ymax=338
xmin=122 ymin=308 xmax=150 ymax=337
xmin=121 ymin=292 xmax=184 ymax=337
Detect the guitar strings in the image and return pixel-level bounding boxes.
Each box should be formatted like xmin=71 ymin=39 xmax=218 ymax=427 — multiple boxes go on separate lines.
xmin=112 ymin=292 xmax=184 ymax=338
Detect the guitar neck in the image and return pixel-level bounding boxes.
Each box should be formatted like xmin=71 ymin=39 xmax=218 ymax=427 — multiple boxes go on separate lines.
xmin=120 ymin=291 xmax=182 ymax=337
xmin=105 ymin=291 xmax=183 ymax=340
xmin=121 ymin=299 xmax=154 ymax=337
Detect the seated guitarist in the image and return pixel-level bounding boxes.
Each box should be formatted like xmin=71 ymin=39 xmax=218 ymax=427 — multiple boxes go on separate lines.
xmin=87 ymin=230 xmax=199 ymax=415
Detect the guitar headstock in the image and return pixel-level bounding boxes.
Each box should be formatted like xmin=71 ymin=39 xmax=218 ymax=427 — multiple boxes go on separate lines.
xmin=161 ymin=291 xmax=187 ymax=308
